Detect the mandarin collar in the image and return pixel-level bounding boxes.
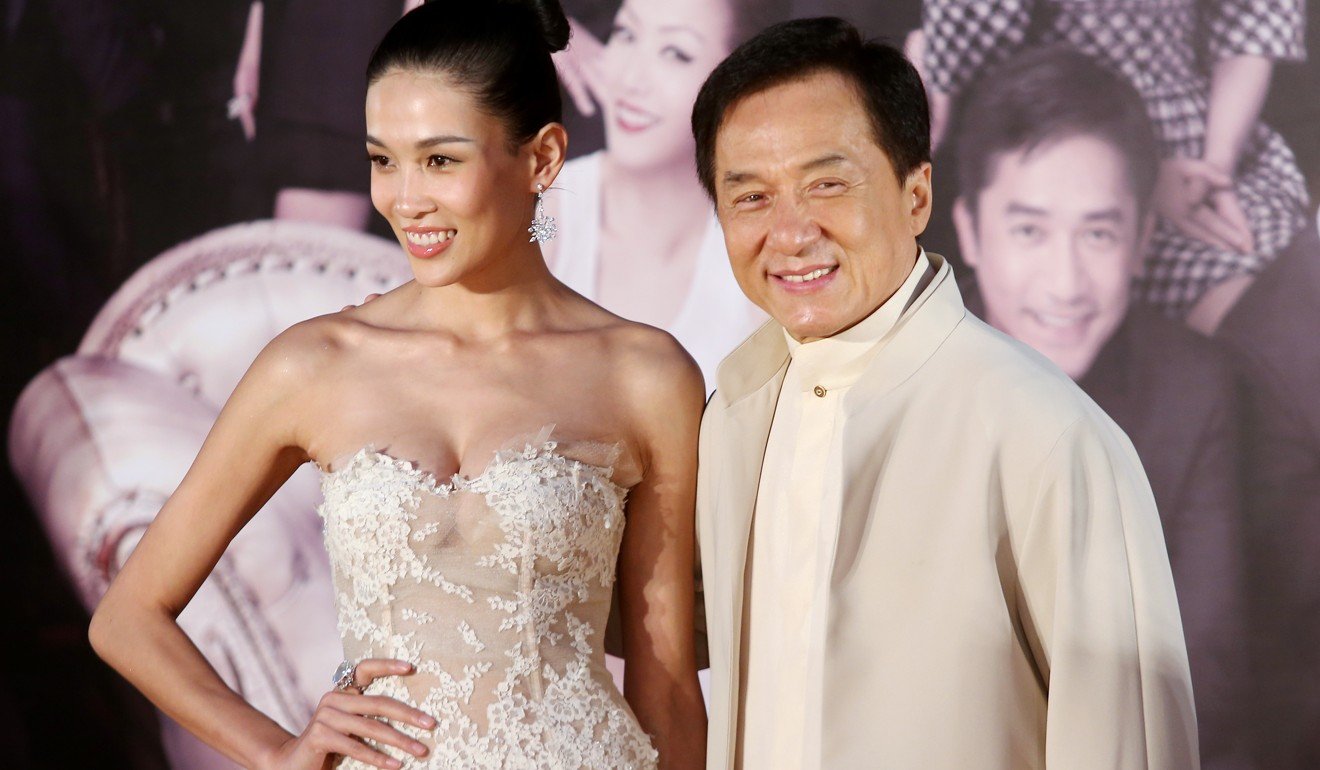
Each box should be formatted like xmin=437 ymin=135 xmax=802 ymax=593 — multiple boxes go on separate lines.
xmin=782 ymin=249 xmax=932 ymax=391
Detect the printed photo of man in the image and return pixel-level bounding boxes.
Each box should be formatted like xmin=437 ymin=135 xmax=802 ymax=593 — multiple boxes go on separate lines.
xmin=951 ymin=46 xmax=1250 ymax=768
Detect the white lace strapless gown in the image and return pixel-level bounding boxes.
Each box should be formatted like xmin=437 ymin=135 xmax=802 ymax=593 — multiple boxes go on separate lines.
xmin=316 ymin=428 xmax=659 ymax=769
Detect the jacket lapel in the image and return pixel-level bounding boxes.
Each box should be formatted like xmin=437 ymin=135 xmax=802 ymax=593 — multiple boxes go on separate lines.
xmin=831 ymin=257 xmax=967 ymax=582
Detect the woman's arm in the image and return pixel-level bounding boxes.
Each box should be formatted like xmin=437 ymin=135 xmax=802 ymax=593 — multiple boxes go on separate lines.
xmin=1204 ymin=55 xmax=1274 ymax=175
xmin=616 ymin=332 xmax=708 ymax=769
xmin=1152 ymin=57 xmax=1267 ymax=265
xmin=230 ymin=1 xmax=262 ymax=141
xmin=88 ymin=319 xmax=433 ymax=770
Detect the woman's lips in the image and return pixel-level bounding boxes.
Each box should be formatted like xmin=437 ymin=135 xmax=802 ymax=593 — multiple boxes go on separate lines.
xmin=403 ymin=228 xmax=456 ymax=259
xmin=614 ymin=100 xmax=659 ymax=133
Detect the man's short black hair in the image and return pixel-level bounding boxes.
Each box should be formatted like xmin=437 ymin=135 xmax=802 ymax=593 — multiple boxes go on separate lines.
xmin=691 ymin=17 xmax=931 ymax=200
xmin=954 ymin=46 xmax=1161 ymax=216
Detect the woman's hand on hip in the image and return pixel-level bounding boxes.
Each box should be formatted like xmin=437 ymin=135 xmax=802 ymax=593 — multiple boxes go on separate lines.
xmin=258 ymin=659 xmax=435 ymax=770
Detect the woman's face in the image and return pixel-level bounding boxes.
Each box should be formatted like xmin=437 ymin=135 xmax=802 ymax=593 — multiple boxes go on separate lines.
xmin=365 ymin=70 xmax=537 ymax=287
xmin=601 ymin=0 xmax=735 ymax=170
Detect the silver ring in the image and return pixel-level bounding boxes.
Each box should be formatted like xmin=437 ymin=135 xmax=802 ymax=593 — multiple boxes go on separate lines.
xmin=226 ymin=93 xmax=252 ymax=120
xmin=332 ymin=660 xmax=358 ymax=691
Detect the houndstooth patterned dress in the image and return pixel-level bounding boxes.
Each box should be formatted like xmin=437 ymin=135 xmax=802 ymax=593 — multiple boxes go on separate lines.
xmin=923 ymin=0 xmax=1310 ymax=316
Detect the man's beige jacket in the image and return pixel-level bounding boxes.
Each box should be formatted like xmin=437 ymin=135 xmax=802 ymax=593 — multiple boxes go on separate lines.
xmin=696 ymin=253 xmax=1198 ymax=769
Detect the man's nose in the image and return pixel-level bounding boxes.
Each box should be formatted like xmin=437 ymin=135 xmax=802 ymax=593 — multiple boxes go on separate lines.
xmin=765 ymin=195 xmax=822 ymax=256
xmin=1045 ymin=237 xmax=1090 ymax=303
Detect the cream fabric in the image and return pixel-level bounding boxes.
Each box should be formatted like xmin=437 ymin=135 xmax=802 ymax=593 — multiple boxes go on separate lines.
xmin=739 ymin=252 xmax=932 ymax=770
xmin=697 ymin=252 xmax=1198 ymax=770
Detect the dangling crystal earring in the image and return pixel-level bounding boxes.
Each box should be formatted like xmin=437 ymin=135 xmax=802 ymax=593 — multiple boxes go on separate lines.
xmin=528 ymin=183 xmax=556 ymax=243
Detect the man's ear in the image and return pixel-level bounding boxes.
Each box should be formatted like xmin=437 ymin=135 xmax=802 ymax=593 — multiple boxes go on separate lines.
xmin=906 ymin=162 xmax=934 ymax=237
xmin=528 ymin=122 xmax=568 ymax=192
xmin=952 ymin=196 xmax=981 ymax=269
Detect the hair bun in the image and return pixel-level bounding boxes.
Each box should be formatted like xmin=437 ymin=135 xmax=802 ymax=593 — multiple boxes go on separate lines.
xmin=521 ymin=0 xmax=570 ymax=53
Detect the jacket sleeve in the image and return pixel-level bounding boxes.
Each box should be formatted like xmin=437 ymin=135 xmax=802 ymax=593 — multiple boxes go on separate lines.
xmin=1162 ymin=363 xmax=1250 ymax=768
xmin=1013 ymin=416 xmax=1200 ymax=769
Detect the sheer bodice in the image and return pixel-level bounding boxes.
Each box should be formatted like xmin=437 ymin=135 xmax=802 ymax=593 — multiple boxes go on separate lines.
xmin=316 ymin=427 xmax=658 ymax=769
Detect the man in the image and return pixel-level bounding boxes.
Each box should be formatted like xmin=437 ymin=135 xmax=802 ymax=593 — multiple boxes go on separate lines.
xmin=950 ymin=47 xmax=1247 ymax=768
xmin=1218 ymin=221 xmax=1320 ymax=768
xmin=690 ymin=18 xmax=1197 ymax=769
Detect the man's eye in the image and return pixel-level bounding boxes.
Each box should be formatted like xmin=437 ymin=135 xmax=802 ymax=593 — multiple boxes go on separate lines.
xmin=734 ymin=193 xmax=764 ymax=206
xmin=1010 ymin=224 xmax=1043 ymax=240
xmin=1083 ymin=228 xmax=1119 ymax=247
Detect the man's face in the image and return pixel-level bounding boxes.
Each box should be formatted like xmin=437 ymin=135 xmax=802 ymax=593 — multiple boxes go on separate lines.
xmin=713 ymin=71 xmax=932 ymax=341
xmin=955 ymin=134 xmax=1149 ymax=379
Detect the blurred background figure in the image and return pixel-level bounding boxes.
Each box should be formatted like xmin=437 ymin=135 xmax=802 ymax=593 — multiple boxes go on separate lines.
xmin=232 ymin=1 xmax=403 ymax=230
xmin=921 ymin=0 xmax=1310 ymax=335
xmin=951 ymin=47 xmax=1250 ymax=769
xmin=1 ymin=1 xmax=164 ymax=766
xmin=544 ymin=0 xmax=790 ymax=387
xmin=1217 ymin=215 xmax=1320 ymax=770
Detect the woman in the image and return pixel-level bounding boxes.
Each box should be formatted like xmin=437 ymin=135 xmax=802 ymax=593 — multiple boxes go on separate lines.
xmin=920 ymin=0 xmax=1310 ymax=334
xmin=545 ymin=0 xmax=786 ymax=388
xmin=89 ymin=3 xmax=707 ymax=769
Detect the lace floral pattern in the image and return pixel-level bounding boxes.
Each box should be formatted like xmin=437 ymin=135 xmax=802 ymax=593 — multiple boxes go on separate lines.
xmin=317 ymin=429 xmax=658 ymax=770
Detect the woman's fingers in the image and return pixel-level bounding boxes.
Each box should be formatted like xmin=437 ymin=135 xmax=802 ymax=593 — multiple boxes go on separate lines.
xmin=1189 ymin=203 xmax=1251 ymax=252
xmin=309 ymin=720 xmax=404 ymax=769
xmin=555 ymin=52 xmax=598 ymax=116
xmin=554 ymin=16 xmax=604 ymax=115
xmin=319 ymin=706 xmax=430 ymax=758
xmin=1173 ymin=208 xmax=1238 ymax=251
xmin=354 ymin=658 xmax=415 ymax=687
xmin=238 ymin=110 xmax=256 ymax=142
xmin=1209 ymin=189 xmax=1255 ymax=253
xmin=323 ymin=691 xmax=436 ymax=730
xmin=1182 ymin=159 xmax=1234 ymax=190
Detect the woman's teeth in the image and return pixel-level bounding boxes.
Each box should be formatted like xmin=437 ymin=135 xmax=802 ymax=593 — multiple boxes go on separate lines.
xmin=781 ymin=266 xmax=836 ymax=283
xmin=405 ymin=230 xmax=456 ymax=246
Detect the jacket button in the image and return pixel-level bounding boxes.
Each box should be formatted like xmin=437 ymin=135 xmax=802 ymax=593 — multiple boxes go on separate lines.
xmin=813 ymin=385 xmax=827 ymax=397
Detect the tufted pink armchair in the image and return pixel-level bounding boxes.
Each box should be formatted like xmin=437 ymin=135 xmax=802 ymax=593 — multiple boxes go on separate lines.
xmin=8 ymin=220 xmax=412 ymax=769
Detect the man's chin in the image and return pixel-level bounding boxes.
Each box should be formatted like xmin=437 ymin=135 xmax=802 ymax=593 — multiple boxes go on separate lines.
xmin=782 ymin=317 xmax=845 ymax=342
xmin=1036 ymin=343 xmax=1101 ymax=381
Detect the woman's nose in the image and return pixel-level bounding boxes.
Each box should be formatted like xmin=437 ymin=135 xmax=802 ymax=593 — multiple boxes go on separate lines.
xmin=393 ymin=170 xmax=435 ymax=218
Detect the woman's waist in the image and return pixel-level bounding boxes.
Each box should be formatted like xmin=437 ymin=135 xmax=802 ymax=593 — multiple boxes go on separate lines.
xmin=338 ymin=600 xmax=614 ymax=665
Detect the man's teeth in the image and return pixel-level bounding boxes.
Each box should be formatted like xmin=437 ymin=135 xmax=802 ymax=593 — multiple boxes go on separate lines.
xmin=1036 ymin=312 xmax=1086 ymax=328
xmin=781 ymin=266 xmax=836 ymax=283
xmin=406 ymin=230 xmax=456 ymax=246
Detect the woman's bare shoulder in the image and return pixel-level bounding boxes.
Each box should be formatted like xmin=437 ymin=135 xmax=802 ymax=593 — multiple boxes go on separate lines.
xmin=598 ymin=319 xmax=705 ymax=414
xmin=245 ymin=309 xmax=377 ymax=393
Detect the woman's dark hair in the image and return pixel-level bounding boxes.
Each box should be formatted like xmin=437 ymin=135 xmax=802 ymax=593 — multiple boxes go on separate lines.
xmin=953 ymin=46 xmax=1161 ymax=217
xmin=691 ymin=17 xmax=930 ymax=199
xmin=367 ymin=0 xmax=569 ymax=149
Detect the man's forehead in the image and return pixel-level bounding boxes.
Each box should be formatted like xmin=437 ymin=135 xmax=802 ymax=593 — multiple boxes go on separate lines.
xmin=985 ymin=138 xmax=1139 ymax=212
xmin=714 ymin=73 xmax=876 ymax=177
